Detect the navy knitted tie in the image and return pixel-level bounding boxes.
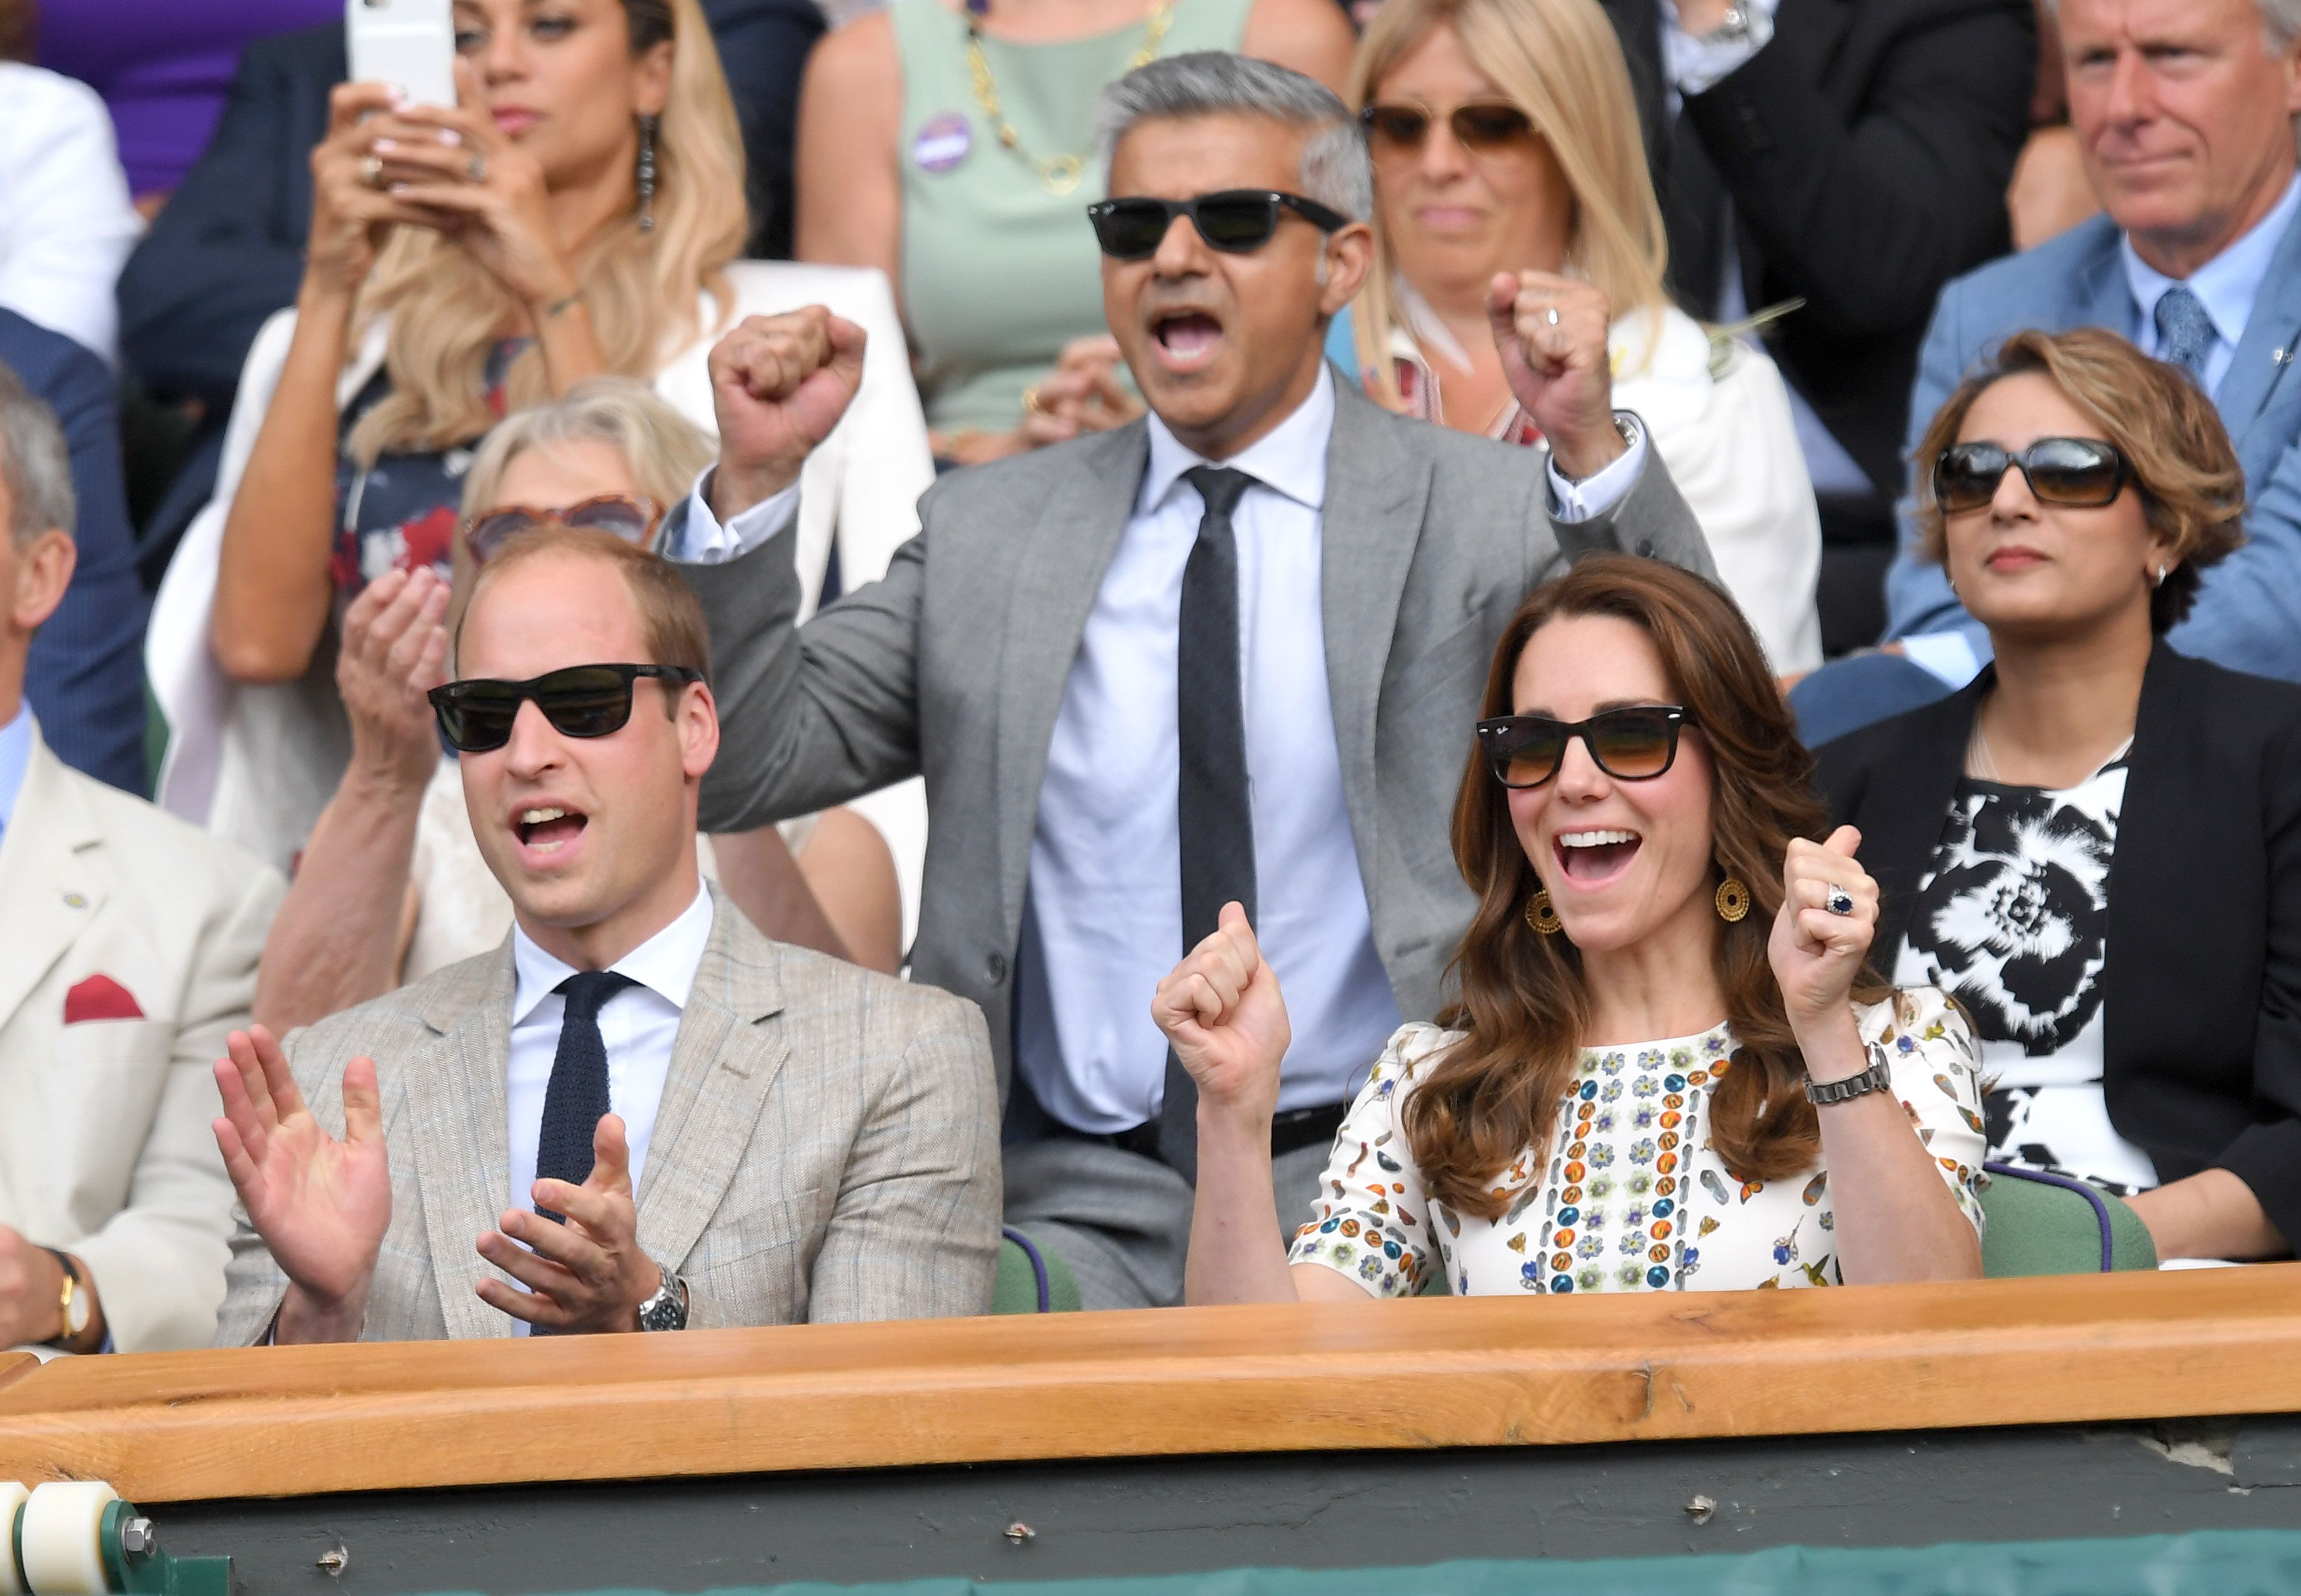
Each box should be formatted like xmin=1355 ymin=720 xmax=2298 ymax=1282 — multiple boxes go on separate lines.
xmin=2155 ymin=285 xmax=2215 ymax=383
xmin=534 ymin=970 xmax=636 ymax=1220
xmin=1161 ymin=464 xmax=1261 ymax=1186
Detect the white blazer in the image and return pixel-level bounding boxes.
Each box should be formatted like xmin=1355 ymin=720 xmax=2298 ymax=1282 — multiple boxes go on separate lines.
xmin=0 ymin=724 xmax=283 ymax=1353
xmin=148 ymin=261 xmax=934 ymax=940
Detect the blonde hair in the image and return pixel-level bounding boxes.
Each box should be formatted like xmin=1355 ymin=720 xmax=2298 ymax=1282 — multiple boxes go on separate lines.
xmin=347 ymin=0 xmax=747 ymax=468
xmin=459 ymin=377 xmax=714 ymax=517
xmin=1345 ymin=0 xmax=1670 ymax=409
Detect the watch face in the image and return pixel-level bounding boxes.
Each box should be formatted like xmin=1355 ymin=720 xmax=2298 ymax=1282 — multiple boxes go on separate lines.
xmin=63 ymin=1288 xmax=89 ymax=1336
xmin=638 ymin=1278 xmax=687 ymax=1332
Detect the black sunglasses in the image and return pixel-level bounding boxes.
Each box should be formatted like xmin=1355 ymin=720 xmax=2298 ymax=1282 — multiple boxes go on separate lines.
xmin=1476 ymin=707 xmax=1694 ymax=789
xmin=1932 ymin=437 xmax=2132 ymax=516
xmin=1360 ymin=101 xmax=1537 ymax=160
xmin=1086 ymin=190 xmax=1351 ymax=260
xmin=427 ymin=663 xmax=704 ymax=753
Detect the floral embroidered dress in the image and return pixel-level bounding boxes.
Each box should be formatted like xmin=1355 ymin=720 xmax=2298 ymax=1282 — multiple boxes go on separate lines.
xmin=1288 ymin=987 xmax=1988 ymax=1296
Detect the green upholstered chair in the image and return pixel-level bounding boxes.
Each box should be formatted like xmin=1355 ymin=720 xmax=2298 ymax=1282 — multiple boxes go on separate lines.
xmin=1979 ymin=1163 xmax=2157 ymax=1277
xmin=993 ymin=1228 xmax=1084 ymax=1313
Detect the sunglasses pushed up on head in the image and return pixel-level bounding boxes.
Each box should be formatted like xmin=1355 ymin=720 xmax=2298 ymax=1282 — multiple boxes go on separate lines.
xmin=464 ymin=494 xmax=663 ymax=565
xmin=1087 ymin=189 xmax=1351 ymax=259
xmin=428 ymin=663 xmax=703 ymax=753
xmin=1476 ymin=707 xmax=1694 ymax=790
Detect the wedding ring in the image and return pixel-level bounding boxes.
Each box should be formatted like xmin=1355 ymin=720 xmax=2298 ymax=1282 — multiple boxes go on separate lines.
xmin=362 ymin=154 xmax=386 ymax=189
xmin=468 ymin=153 xmax=489 ymax=182
xmin=1825 ymin=886 xmax=1855 ymax=917
xmin=1545 ymin=307 xmax=1560 ymax=327
xmin=1021 ymin=384 xmax=1044 ymax=416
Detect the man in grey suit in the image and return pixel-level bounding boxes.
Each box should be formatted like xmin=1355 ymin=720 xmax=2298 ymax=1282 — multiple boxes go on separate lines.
xmin=664 ymin=53 xmax=1717 ymax=1309
xmin=210 ymin=529 xmax=999 ymax=1344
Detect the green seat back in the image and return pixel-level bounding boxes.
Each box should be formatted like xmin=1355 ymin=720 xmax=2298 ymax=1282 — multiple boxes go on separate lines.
xmin=993 ymin=1231 xmax=1084 ymax=1313
xmin=1979 ymin=1164 xmax=2157 ymax=1277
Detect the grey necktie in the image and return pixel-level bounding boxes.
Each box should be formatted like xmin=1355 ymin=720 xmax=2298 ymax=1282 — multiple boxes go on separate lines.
xmin=2154 ymin=285 xmax=2216 ymax=383
xmin=1161 ymin=464 xmax=1260 ymax=1185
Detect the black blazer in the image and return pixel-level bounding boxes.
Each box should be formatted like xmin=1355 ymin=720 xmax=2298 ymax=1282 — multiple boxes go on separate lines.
xmin=1814 ymin=646 xmax=2301 ymax=1247
xmin=1602 ymin=0 xmax=2033 ymax=498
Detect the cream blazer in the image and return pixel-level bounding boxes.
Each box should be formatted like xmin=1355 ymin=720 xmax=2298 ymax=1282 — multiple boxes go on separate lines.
xmin=0 ymin=725 xmax=284 ymax=1352
xmin=146 ymin=261 xmax=933 ymax=943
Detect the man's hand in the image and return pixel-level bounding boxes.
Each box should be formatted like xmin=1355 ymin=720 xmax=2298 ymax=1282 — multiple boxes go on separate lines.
xmin=338 ymin=567 xmax=449 ymax=798
xmin=0 ymin=1228 xmax=67 ymax=1348
xmin=212 ymin=1027 xmax=393 ymax=1344
xmin=707 ymin=307 xmax=868 ymax=523
xmin=476 ymin=1115 xmax=661 ymax=1333
xmin=1663 ymin=0 xmax=1734 ymax=33
xmin=1488 ymin=271 xmax=1624 ymax=480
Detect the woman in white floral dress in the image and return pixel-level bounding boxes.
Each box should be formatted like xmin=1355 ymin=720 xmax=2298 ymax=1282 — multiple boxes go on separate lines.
xmin=1155 ymin=557 xmax=1988 ymax=1302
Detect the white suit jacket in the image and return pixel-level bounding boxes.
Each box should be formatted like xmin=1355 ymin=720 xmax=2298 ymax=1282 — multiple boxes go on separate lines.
xmin=0 ymin=726 xmax=283 ymax=1352
xmin=145 ymin=261 xmax=932 ymax=934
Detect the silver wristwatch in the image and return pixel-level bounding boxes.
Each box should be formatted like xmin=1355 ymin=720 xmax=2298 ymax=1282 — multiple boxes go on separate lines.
xmin=1700 ymin=2 xmax=1754 ymax=45
xmin=1805 ymin=1046 xmax=1894 ymax=1107
xmin=635 ymin=1265 xmax=688 ymax=1332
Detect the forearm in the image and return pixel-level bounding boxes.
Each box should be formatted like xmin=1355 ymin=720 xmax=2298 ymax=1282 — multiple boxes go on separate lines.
xmin=253 ymin=768 xmax=429 ymax=1031
xmin=530 ymin=290 xmax=607 ymax=396
xmin=213 ymin=282 xmax=355 ymax=681
xmin=2126 ymin=1170 xmax=2288 ymax=1262
xmin=273 ymin=1280 xmax=368 ymax=1344
xmin=1803 ymin=1023 xmax=1980 ymax=1283
xmin=707 ymin=825 xmax=852 ymax=964
xmin=1182 ymin=1112 xmax=1302 ymax=1305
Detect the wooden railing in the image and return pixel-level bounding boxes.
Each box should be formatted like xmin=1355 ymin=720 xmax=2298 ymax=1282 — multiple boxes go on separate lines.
xmin=3 ymin=1265 xmax=2298 ymax=1504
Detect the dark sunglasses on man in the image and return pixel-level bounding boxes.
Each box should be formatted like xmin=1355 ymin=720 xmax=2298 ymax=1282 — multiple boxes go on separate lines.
xmin=1931 ymin=438 xmax=2131 ymax=518
xmin=428 ymin=663 xmax=704 ymax=753
xmin=1359 ymin=100 xmax=1536 ymax=161
xmin=464 ymin=494 xmax=663 ymax=565
xmin=1476 ymin=706 xmax=1694 ymax=790
xmin=1087 ymin=189 xmax=1351 ymax=260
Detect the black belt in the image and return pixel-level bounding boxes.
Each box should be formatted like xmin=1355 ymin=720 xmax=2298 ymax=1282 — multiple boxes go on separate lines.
xmin=1102 ymin=1099 xmax=1348 ymax=1166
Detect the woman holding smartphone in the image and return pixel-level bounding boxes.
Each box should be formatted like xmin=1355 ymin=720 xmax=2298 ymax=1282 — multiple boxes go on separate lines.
xmin=151 ymin=0 xmax=931 ymax=875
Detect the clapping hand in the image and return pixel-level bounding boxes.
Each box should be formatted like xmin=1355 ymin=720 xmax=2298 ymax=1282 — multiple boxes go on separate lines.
xmin=212 ymin=1027 xmax=393 ymax=1342
xmin=1487 ymin=270 xmax=1624 ymax=480
xmin=1150 ymin=903 xmax=1291 ymax=1124
xmin=1766 ymin=826 xmax=1881 ymax=1034
xmin=707 ymin=307 xmax=868 ymax=523
xmin=338 ymin=566 xmax=449 ymax=797
xmin=476 ymin=1115 xmax=661 ymax=1334
xmin=1020 ymin=335 xmax=1145 ymax=448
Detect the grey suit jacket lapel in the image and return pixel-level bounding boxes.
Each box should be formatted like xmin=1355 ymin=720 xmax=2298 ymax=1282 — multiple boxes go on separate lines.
xmin=990 ymin=422 xmax=1145 ymax=933
xmin=404 ymin=947 xmax=516 ymax=1340
xmin=2217 ymin=204 xmax=2301 ymax=443
xmin=634 ymin=893 xmax=791 ymax=1272
xmin=1320 ymin=382 xmax=1432 ymax=926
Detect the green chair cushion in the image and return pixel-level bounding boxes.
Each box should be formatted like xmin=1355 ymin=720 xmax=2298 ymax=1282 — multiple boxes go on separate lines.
xmin=993 ymin=1232 xmax=1084 ymax=1313
xmin=1980 ymin=1164 xmax=2157 ymax=1277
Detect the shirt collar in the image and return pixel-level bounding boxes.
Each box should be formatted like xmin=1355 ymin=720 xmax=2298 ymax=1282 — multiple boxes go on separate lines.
xmin=511 ymin=881 xmax=714 ymax=1026
xmin=2122 ymin=173 xmax=2301 ymax=352
xmin=1140 ymin=364 xmax=1334 ymax=518
xmin=0 ymin=706 xmax=33 ymax=834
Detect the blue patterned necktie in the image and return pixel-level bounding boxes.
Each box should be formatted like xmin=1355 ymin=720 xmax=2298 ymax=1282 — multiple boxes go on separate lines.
xmin=534 ymin=969 xmax=636 ymax=1219
xmin=2154 ymin=284 xmax=2216 ymax=383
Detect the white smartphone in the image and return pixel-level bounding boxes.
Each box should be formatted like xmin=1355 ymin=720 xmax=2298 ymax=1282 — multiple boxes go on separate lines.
xmin=346 ymin=0 xmax=459 ymax=109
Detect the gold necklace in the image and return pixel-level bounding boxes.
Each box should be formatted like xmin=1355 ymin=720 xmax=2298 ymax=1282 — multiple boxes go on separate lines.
xmin=964 ymin=0 xmax=1173 ymax=196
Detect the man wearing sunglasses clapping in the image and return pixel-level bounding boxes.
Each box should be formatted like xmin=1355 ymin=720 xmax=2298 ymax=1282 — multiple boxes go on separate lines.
xmin=661 ymin=53 xmax=1716 ymax=1310
xmin=209 ymin=530 xmax=1001 ymax=1344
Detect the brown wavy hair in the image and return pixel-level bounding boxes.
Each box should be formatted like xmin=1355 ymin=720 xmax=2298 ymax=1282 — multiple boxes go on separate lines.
xmin=1912 ymin=327 xmax=2245 ymax=634
xmin=1402 ymin=556 xmax=1886 ymax=1219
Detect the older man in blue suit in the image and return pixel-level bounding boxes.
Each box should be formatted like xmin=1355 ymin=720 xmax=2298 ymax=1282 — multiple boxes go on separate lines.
xmin=1793 ymin=0 xmax=2301 ymax=743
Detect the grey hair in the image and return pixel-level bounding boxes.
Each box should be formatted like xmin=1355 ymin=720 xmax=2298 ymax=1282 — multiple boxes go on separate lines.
xmin=460 ymin=377 xmax=715 ymax=519
xmin=1095 ymin=51 xmax=1373 ymax=222
xmin=2042 ymin=0 xmax=2301 ymax=51
xmin=0 ymin=359 xmax=74 ymax=548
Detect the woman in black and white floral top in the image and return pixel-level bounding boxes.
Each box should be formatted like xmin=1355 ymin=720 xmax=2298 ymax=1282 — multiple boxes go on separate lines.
xmin=1154 ymin=557 xmax=1987 ymax=1304
xmin=1819 ymin=327 xmax=2301 ymax=1267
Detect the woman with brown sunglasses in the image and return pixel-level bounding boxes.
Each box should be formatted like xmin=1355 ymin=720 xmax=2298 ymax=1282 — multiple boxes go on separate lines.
xmin=1155 ymin=555 xmax=1986 ymax=1303
xmin=1818 ymin=327 xmax=2301 ymax=1268
xmin=1326 ymin=0 xmax=1822 ymax=675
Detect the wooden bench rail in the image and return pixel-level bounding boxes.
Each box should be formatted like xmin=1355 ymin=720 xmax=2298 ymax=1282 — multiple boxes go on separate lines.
xmin=3 ymin=1266 xmax=2298 ymax=1504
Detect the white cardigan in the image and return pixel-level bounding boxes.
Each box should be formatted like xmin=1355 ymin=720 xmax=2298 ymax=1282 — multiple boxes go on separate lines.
xmin=148 ymin=260 xmax=935 ymax=940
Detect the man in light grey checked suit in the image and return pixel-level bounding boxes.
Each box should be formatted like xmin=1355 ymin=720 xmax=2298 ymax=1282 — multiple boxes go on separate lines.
xmin=209 ymin=531 xmax=1001 ymax=1345
xmin=663 ymin=53 xmax=1719 ymax=1309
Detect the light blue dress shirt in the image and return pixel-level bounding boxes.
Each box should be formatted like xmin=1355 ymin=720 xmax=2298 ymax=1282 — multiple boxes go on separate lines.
xmin=0 ymin=705 xmax=35 ymax=849
xmin=2123 ymin=175 xmax=2301 ymax=397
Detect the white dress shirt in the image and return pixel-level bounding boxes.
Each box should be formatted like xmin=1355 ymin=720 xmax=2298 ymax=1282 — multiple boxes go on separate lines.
xmin=667 ymin=368 xmax=1646 ymax=1131
xmin=503 ymin=882 xmax=712 ymax=1332
xmin=0 ymin=64 xmax=141 ymax=364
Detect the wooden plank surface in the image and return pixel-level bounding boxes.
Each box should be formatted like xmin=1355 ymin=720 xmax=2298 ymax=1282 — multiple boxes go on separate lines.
xmin=2 ymin=1266 xmax=2298 ymax=1504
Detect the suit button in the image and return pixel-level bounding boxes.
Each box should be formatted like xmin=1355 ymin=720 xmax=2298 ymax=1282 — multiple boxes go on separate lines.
xmin=985 ymin=952 xmax=1008 ymax=984
xmin=1636 ymin=540 xmax=1658 ymax=558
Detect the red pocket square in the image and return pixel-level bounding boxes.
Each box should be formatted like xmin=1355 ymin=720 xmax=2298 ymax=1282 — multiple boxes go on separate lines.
xmin=65 ymin=975 xmax=144 ymax=1024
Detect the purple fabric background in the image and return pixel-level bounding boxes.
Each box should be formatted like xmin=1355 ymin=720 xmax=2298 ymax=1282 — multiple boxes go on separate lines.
xmin=38 ymin=0 xmax=340 ymax=195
